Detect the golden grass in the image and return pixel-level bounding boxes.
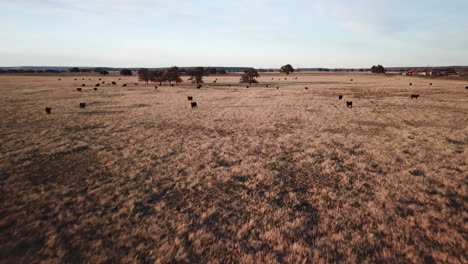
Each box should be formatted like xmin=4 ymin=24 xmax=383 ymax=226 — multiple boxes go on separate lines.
xmin=0 ymin=72 xmax=466 ymax=263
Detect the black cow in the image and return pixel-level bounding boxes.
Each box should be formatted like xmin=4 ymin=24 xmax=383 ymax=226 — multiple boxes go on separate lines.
xmin=94 ymin=88 xmax=97 ymax=91
xmin=96 ymin=83 xmax=100 ymax=87
xmin=82 ymin=84 xmax=85 ymax=87
xmin=465 ymin=86 xmax=468 ymax=90
xmin=197 ymin=84 xmax=202 ymax=89
xmin=155 ymin=86 xmax=158 ymax=89
xmin=58 ymin=79 xmax=61 ymax=81
xmin=76 ymin=88 xmax=82 ymax=91
xmin=409 ymin=83 xmax=412 ymax=86
xmin=346 ymin=101 xmax=353 ymax=108
xmin=228 ymin=84 xmax=231 ymax=87
xmin=102 ymin=81 xmax=105 ymax=84
xmin=429 ymin=83 xmax=432 ymax=86
xmin=123 ymin=84 xmax=127 ymax=87
xmin=79 ymin=103 xmax=86 ymax=109
xmin=188 ymin=96 xmax=193 ymax=101
xmin=266 ymin=84 xmax=269 ymax=88
xmin=246 ymin=86 xmax=249 ymax=88
xmin=277 ymin=87 xmax=279 ymax=89
xmin=74 ymin=78 xmax=77 ymax=80
xmin=171 ymin=84 xmax=174 ymax=87
xmin=135 ymin=83 xmax=138 ymax=85
xmin=191 ymin=102 xmax=197 ymax=108
xmin=82 ymin=78 xmax=85 ymax=80
xmin=338 ymin=95 xmax=343 ymax=100
xmin=350 ymin=79 xmax=353 ymax=81
xmin=112 ymin=81 xmax=116 ymax=85
xmin=213 ymin=80 xmax=217 ymax=83
xmin=411 ymin=94 xmax=419 ymax=99
xmin=45 ymin=107 xmax=51 ymax=114
xmin=99 ymin=78 xmax=101 ymax=80
xmin=305 ymin=87 xmax=308 ymax=90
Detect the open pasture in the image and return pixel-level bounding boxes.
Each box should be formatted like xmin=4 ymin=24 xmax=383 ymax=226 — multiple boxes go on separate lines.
xmin=0 ymin=72 xmax=466 ymax=263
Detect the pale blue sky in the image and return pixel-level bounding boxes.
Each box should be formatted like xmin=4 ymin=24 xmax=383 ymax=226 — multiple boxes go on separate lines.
xmin=1 ymin=0 xmax=467 ymax=68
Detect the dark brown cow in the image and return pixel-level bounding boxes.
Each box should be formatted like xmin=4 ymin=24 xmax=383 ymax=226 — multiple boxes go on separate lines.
xmin=94 ymin=88 xmax=97 ymax=91
xmin=45 ymin=107 xmax=51 ymax=114
xmin=79 ymin=103 xmax=86 ymax=109
xmin=82 ymin=84 xmax=85 ymax=87
xmin=338 ymin=95 xmax=343 ymax=100
xmin=188 ymin=96 xmax=193 ymax=101
xmin=346 ymin=101 xmax=353 ymax=108
xmin=96 ymin=83 xmax=100 ymax=87
xmin=112 ymin=81 xmax=116 ymax=85
xmin=191 ymin=102 xmax=197 ymax=108
xmin=155 ymin=86 xmax=158 ymax=89
xmin=305 ymin=87 xmax=308 ymax=90
xmin=409 ymin=83 xmax=412 ymax=86
xmin=197 ymin=84 xmax=202 ymax=89
xmin=76 ymin=88 xmax=82 ymax=91
xmin=411 ymin=94 xmax=419 ymax=99
xmin=123 ymin=84 xmax=127 ymax=87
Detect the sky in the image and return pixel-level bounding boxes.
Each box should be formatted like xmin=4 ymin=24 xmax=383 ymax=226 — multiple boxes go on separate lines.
xmin=0 ymin=0 xmax=467 ymax=68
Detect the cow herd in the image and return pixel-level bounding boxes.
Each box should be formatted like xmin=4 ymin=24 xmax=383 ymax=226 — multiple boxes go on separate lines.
xmin=43 ymin=77 xmax=467 ymax=114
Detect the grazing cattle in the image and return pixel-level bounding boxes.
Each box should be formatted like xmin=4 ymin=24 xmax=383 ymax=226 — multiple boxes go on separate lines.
xmin=429 ymin=83 xmax=432 ymax=86
xmin=82 ymin=78 xmax=85 ymax=80
xmin=74 ymin=78 xmax=77 ymax=81
xmin=228 ymin=84 xmax=231 ymax=87
xmin=338 ymin=95 xmax=343 ymax=100
xmin=465 ymin=86 xmax=468 ymax=90
xmin=285 ymin=78 xmax=287 ymax=80
xmin=272 ymin=78 xmax=274 ymax=80
xmin=102 ymin=81 xmax=105 ymax=84
xmin=80 ymin=103 xmax=86 ymax=109
xmin=45 ymin=107 xmax=51 ymax=114
xmin=197 ymin=85 xmax=202 ymax=89
xmin=123 ymin=84 xmax=127 ymax=87
xmin=213 ymin=80 xmax=217 ymax=83
xmin=94 ymin=88 xmax=97 ymax=91
xmin=191 ymin=102 xmax=197 ymax=108
xmin=188 ymin=96 xmax=193 ymax=101
xmin=346 ymin=101 xmax=353 ymax=108
xmin=112 ymin=81 xmax=116 ymax=85
xmin=171 ymin=84 xmax=175 ymax=87
xmin=99 ymin=78 xmax=101 ymax=80
xmin=135 ymin=83 xmax=139 ymax=85
xmin=277 ymin=87 xmax=279 ymax=89
xmin=305 ymin=87 xmax=308 ymax=90
xmin=246 ymin=86 xmax=249 ymax=88
xmin=76 ymin=88 xmax=82 ymax=91
xmin=266 ymin=84 xmax=269 ymax=88
xmin=155 ymin=86 xmax=158 ymax=89
xmin=82 ymin=84 xmax=85 ymax=87
xmin=409 ymin=83 xmax=412 ymax=86
xmin=411 ymin=94 xmax=419 ymax=99
xmin=58 ymin=79 xmax=61 ymax=81
xmin=89 ymin=79 xmax=91 ymax=80
xmin=96 ymin=83 xmax=100 ymax=87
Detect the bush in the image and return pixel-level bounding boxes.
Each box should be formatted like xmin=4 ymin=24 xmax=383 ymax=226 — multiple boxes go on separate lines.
xmin=120 ymin=69 xmax=132 ymax=76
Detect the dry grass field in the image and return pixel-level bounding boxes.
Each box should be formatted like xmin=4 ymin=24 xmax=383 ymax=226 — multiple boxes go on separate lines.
xmin=0 ymin=72 xmax=467 ymax=263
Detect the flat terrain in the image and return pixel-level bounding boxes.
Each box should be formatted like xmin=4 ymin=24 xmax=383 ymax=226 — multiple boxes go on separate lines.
xmin=0 ymin=72 xmax=467 ymax=263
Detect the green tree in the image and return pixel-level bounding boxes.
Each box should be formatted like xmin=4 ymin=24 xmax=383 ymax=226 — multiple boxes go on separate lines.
xmin=370 ymin=65 xmax=386 ymax=74
xmin=120 ymin=69 xmax=132 ymax=76
xmin=240 ymin=70 xmax=259 ymax=85
xmin=150 ymin=70 xmax=167 ymax=85
xmin=69 ymin=67 xmax=80 ymax=73
xmin=280 ymin=64 xmax=294 ymax=75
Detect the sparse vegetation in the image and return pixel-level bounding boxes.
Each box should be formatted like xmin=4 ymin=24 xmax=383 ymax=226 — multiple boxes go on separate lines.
xmin=187 ymin=67 xmax=205 ymax=84
xmin=138 ymin=68 xmax=151 ymax=84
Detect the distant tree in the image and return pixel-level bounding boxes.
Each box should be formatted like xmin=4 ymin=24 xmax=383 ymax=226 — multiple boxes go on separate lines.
xmin=207 ymin=68 xmax=217 ymax=75
xmin=138 ymin=68 xmax=151 ymax=84
xmin=280 ymin=64 xmax=294 ymax=75
xmin=80 ymin=68 xmax=91 ymax=73
xmin=0 ymin=69 xmax=5 ymax=74
xmin=120 ymin=69 xmax=132 ymax=76
xmin=258 ymin=69 xmax=267 ymax=73
xmin=100 ymin=70 xmax=109 ymax=75
xmin=93 ymin=68 xmax=104 ymax=73
xmin=240 ymin=69 xmax=259 ymax=85
xmin=370 ymin=65 xmax=386 ymax=74
xmin=359 ymin=69 xmax=364 ymax=72
xmin=187 ymin=67 xmax=205 ymax=84
xmin=166 ymin=66 xmax=182 ymax=85
xmin=150 ymin=70 xmax=166 ymax=85
xmin=217 ymin=69 xmax=227 ymax=74
xmin=69 ymin=67 xmax=80 ymax=73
